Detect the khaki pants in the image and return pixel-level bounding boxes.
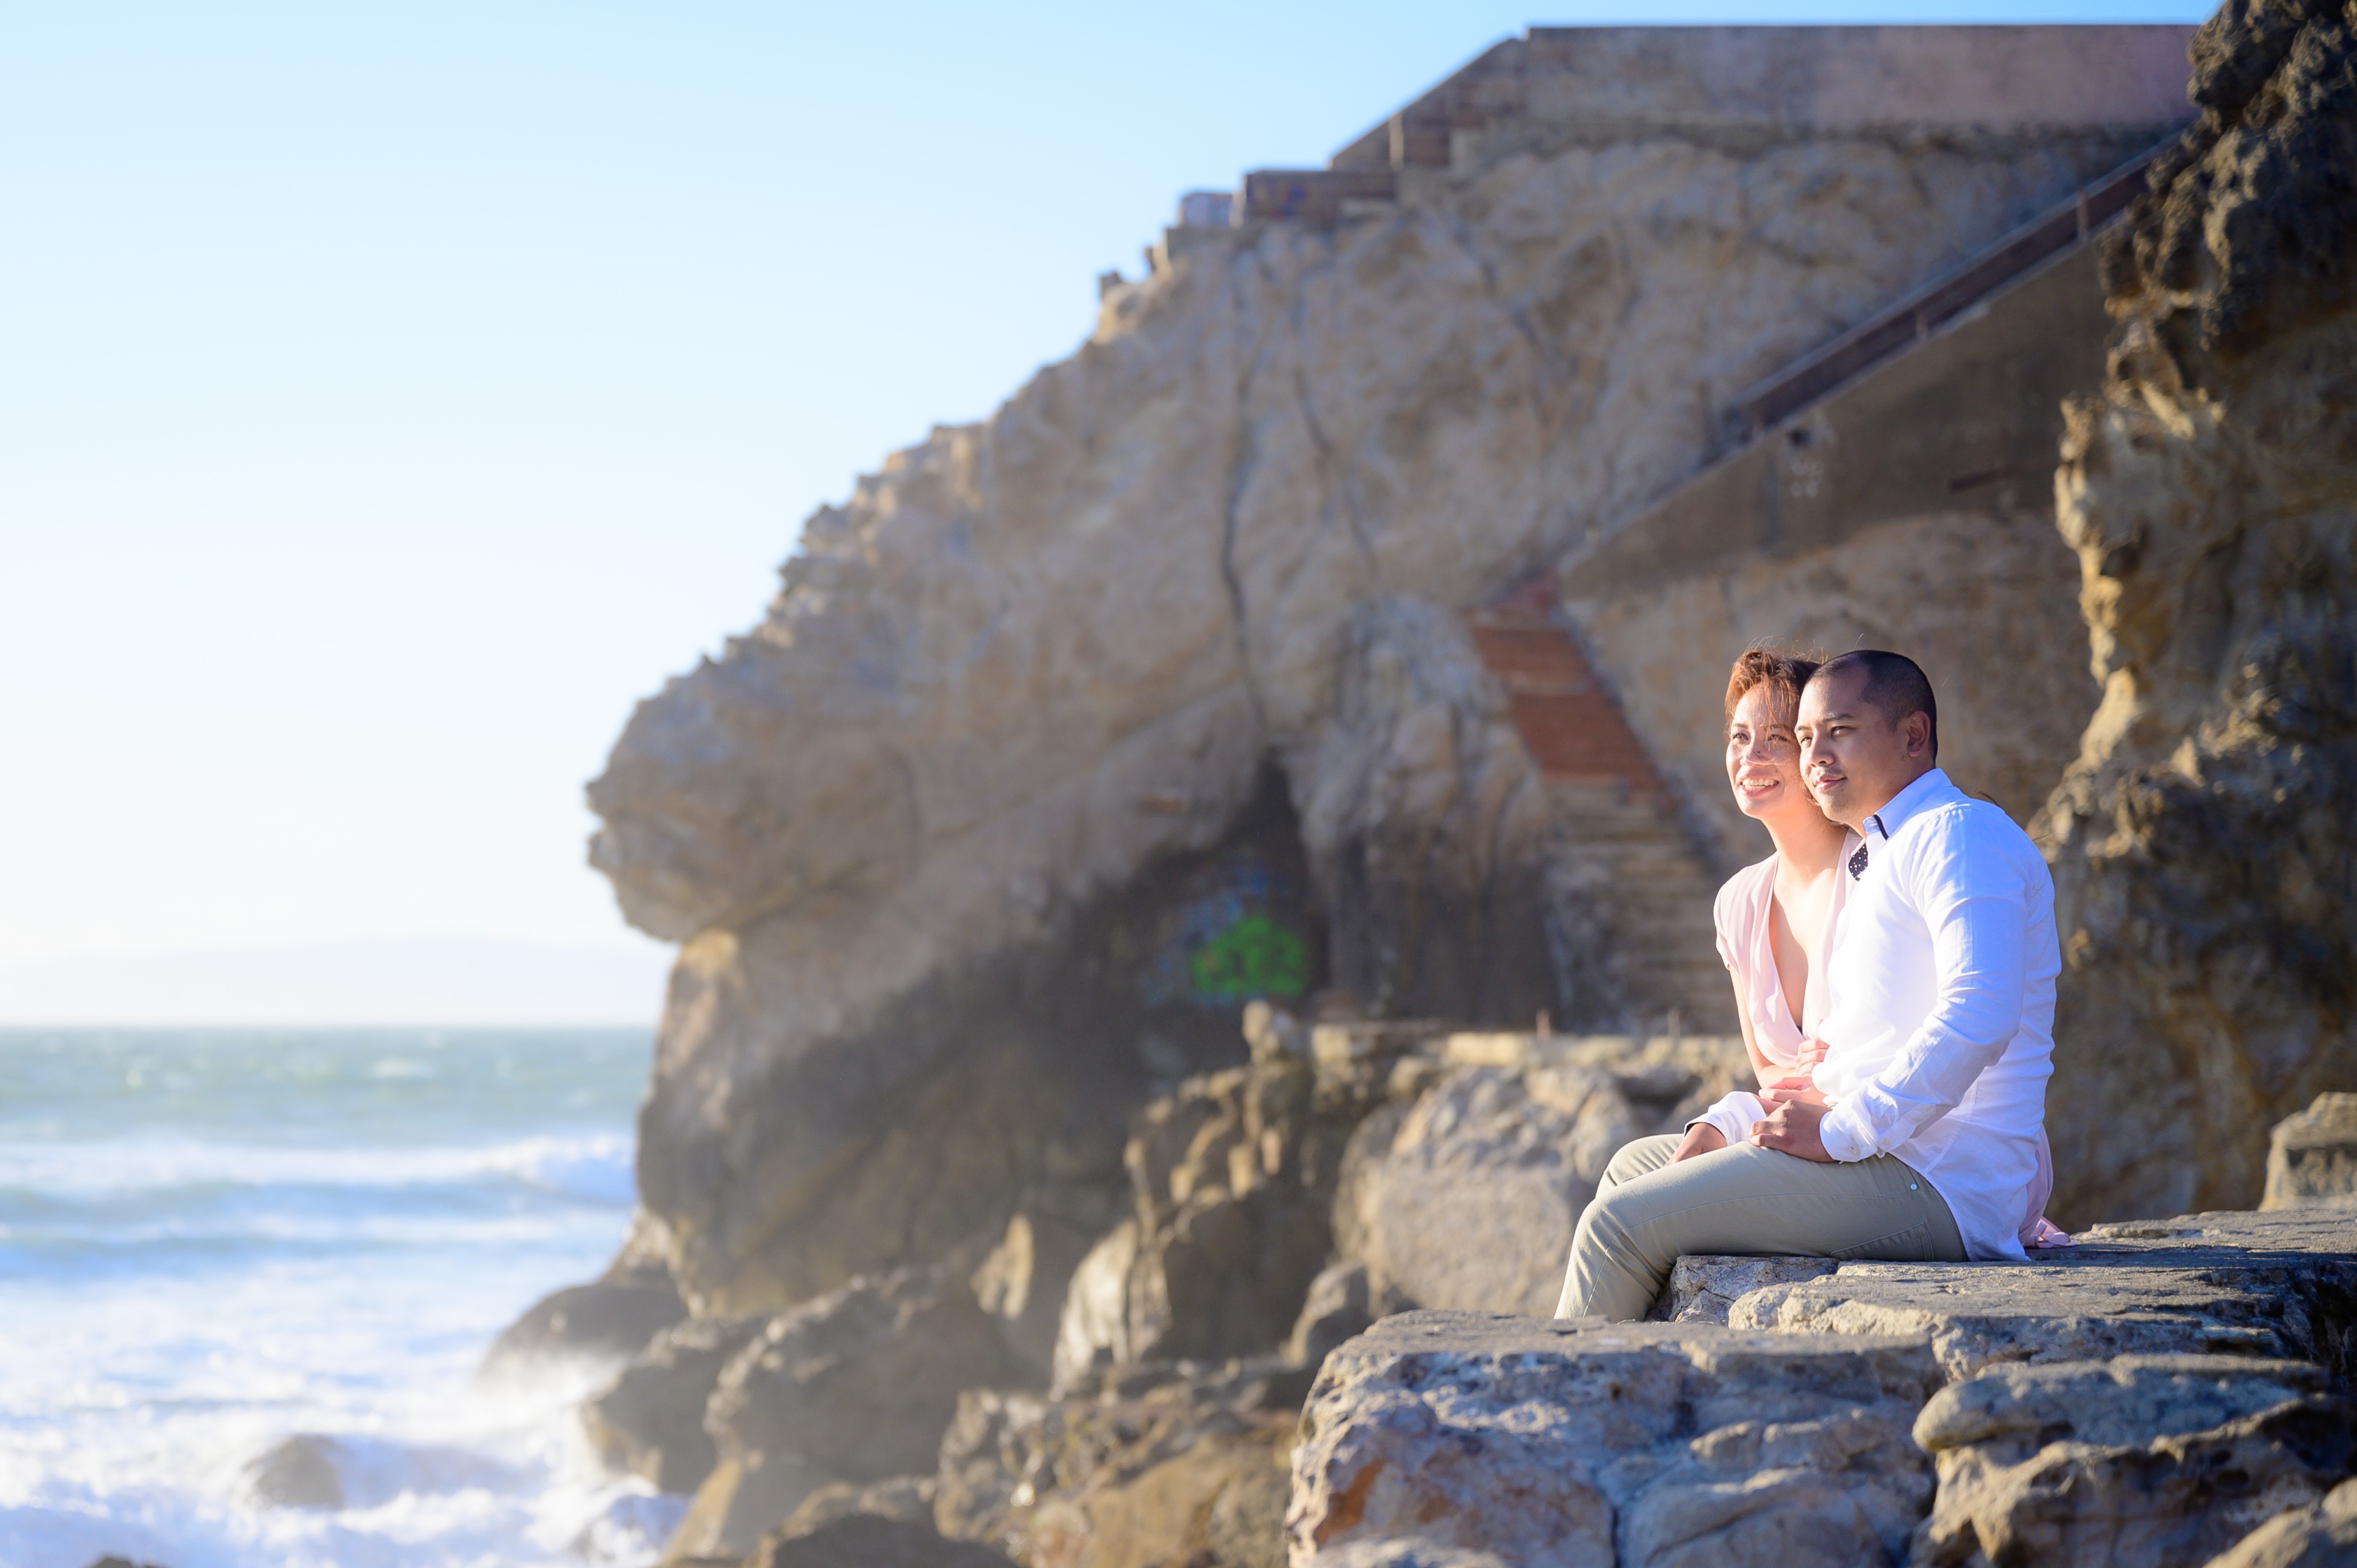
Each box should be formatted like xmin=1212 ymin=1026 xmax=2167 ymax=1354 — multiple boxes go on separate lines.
xmin=1553 ymin=1133 xmax=1965 ymax=1321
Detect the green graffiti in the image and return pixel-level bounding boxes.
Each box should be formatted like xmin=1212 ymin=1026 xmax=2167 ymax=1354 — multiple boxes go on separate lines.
xmin=1188 ymin=914 xmax=1308 ymax=1002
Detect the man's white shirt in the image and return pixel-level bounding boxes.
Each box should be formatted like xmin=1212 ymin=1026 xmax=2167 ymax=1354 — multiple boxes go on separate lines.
xmin=1812 ymin=767 xmax=2058 ymax=1261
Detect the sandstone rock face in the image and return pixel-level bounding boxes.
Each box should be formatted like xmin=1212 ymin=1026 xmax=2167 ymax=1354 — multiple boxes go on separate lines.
xmin=774 ymin=1474 xmax=939 ymax=1539
xmin=1331 ymin=1064 xmax=1638 ymax=1317
xmin=751 ymin=1513 xmax=1015 ymax=1568
xmin=1646 ymin=1255 xmax=1840 ymax=1324
xmin=666 ymin=1269 xmax=1031 ymax=1560
xmin=2266 ymin=1094 xmax=2357 ymax=1210
xmin=1049 ymin=1047 xmax=1342 ymax=1391
xmin=587 ymin=90 xmax=2166 ymax=1308
xmin=1292 ymin=1209 xmax=2356 ymax=1568
xmin=1914 ymin=1358 xmax=2354 ymax=1568
xmin=2036 ymin=0 xmax=2357 ymax=1224
xmin=1294 ymin=599 xmax=1555 ymax=1024
xmin=582 ymin=1313 xmax=769 ymax=1493
xmin=1286 ymin=1261 xmax=1376 ymax=1370
xmin=478 ymin=1246 xmax=686 ymax=1379
xmin=1728 ymin=1208 xmax=2357 ymax=1380
xmin=2206 ymin=1476 xmax=2357 ymax=1568
xmin=1288 ymin=1313 xmax=1941 ymax=1568
xmin=936 ymin=1362 xmax=1302 ymax=1568
xmin=709 ymin=1271 xmax=1024 ymax=1486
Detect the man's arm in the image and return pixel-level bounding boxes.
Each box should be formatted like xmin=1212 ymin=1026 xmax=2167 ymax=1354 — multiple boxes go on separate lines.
xmin=1815 ymin=812 xmax=2031 ymax=1163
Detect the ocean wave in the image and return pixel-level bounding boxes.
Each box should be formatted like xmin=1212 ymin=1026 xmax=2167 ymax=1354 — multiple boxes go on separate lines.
xmin=0 ymin=1133 xmax=636 ymax=1207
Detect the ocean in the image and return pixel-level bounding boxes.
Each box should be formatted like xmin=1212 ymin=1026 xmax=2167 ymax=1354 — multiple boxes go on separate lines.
xmin=0 ymin=1027 xmax=681 ymax=1568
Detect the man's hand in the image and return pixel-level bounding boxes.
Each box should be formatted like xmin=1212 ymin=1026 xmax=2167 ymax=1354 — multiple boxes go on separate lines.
xmin=1749 ymin=1094 xmax=1835 ymax=1162
xmin=1669 ymin=1122 xmax=1727 ymax=1163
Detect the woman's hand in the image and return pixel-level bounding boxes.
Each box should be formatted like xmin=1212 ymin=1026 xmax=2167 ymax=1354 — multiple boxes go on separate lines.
xmin=1670 ymin=1123 xmax=1728 ymax=1163
xmin=1759 ymin=1072 xmax=1827 ymax=1108
xmin=1793 ymin=1035 xmax=1832 ymax=1072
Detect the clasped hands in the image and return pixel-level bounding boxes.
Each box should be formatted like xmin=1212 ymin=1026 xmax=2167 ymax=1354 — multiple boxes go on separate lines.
xmin=1669 ymin=1034 xmax=1837 ymax=1164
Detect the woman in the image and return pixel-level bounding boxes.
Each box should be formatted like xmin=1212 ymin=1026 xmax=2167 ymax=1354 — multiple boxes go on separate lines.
xmin=1665 ymin=649 xmax=2069 ymax=1245
xmin=1676 ymin=648 xmax=1851 ymax=1155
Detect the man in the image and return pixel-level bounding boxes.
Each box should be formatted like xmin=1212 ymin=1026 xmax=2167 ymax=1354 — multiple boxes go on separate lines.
xmin=1553 ymin=650 xmax=2058 ymax=1321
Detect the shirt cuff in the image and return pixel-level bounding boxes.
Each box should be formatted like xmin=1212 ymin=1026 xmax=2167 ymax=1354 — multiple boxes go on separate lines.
xmin=1687 ymin=1092 xmax=1764 ymax=1148
xmin=1817 ymin=1101 xmax=1877 ymax=1163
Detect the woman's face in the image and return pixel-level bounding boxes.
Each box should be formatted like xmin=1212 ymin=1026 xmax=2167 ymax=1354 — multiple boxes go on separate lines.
xmin=1725 ymin=683 xmax=1807 ymax=821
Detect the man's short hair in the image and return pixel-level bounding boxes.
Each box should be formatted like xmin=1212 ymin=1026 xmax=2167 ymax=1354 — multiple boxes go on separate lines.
xmin=1808 ymin=650 xmax=1938 ymax=760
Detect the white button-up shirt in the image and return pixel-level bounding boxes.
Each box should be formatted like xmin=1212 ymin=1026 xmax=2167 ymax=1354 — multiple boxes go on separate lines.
xmin=1811 ymin=767 xmax=2058 ymax=1261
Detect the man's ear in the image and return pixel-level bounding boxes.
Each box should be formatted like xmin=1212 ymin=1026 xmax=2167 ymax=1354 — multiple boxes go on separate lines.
xmin=1901 ymin=711 xmax=1933 ymax=758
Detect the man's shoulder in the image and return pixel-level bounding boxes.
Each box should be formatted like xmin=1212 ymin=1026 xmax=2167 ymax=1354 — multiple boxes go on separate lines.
xmin=1910 ymin=790 xmax=2032 ymax=842
xmin=1899 ymin=793 xmax=2052 ymax=881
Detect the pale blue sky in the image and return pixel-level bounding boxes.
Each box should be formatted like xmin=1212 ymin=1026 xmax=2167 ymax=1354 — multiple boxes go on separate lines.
xmin=0 ymin=1 xmax=2206 ymax=1020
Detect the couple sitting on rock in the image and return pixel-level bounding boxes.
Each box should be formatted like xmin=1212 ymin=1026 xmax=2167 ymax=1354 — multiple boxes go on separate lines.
xmin=1556 ymin=648 xmax=2068 ymax=1322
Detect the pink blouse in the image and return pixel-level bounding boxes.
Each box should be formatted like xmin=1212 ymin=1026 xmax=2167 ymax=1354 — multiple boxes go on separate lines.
xmin=1712 ymin=852 xmax=1848 ymax=1066
xmin=1705 ymin=848 xmax=2070 ymax=1249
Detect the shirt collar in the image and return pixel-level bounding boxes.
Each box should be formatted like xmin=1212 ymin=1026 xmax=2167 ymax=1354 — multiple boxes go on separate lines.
xmin=1861 ymin=766 xmax=1954 ymax=842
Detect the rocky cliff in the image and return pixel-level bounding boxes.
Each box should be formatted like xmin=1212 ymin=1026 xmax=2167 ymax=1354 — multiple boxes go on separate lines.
xmin=2037 ymin=0 xmax=2357 ymax=1223
xmin=466 ymin=16 xmax=2357 ymax=1567
xmin=588 ymin=28 xmax=2184 ymax=1318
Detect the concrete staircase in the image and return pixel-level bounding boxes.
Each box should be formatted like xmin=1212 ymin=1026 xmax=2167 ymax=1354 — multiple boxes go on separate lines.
xmin=1468 ymin=586 xmax=1731 ymax=1032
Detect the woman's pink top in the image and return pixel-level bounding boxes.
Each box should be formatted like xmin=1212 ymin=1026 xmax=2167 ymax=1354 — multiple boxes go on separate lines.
xmin=1702 ymin=848 xmax=2070 ymax=1248
xmin=1712 ymin=852 xmax=1846 ymax=1065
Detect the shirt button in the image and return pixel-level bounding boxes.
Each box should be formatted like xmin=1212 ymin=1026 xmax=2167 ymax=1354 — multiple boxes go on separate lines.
xmin=1909 ymin=1183 xmax=1918 ymax=1191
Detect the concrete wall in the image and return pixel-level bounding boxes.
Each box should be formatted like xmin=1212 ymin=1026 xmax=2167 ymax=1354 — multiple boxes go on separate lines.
xmin=1326 ymin=26 xmax=2198 ymax=177
xmin=1515 ymin=27 xmax=2199 ymax=135
xmin=1558 ymin=241 xmax=2110 ymax=874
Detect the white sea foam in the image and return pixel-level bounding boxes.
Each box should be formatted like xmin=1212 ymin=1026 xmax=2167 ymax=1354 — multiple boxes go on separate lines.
xmin=0 ymin=1026 xmax=659 ymax=1568
xmin=0 ymin=1131 xmax=635 ymax=1204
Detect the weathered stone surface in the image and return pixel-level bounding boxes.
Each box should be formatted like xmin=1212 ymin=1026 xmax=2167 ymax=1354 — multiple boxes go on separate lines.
xmin=1291 ymin=1205 xmax=2357 ymax=1568
xmin=1288 ymin=1312 xmax=1940 ymax=1567
xmin=974 ymin=1196 xmax=1124 ymax=1377
xmin=751 ymin=1514 xmax=1017 ymax=1568
xmin=584 ymin=48 xmax=2173 ymax=1310
xmin=2267 ymin=1095 xmax=2357 ymax=1210
xmin=666 ymin=1269 xmax=1029 ymax=1560
xmin=1434 ymin=1030 xmax=1751 ymax=1136
xmin=1051 ymin=1042 xmax=1359 ymax=1389
xmin=2205 ymin=1476 xmax=2357 ymax=1568
xmin=1293 ymin=598 xmax=1556 ymax=1025
xmin=479 ymin=1245 xmax=686 ymax=1378
xmin=936 ymin=1362 xmax=1299 ymax=1568
xmin=1287 ymin=1261 xmax=1376 ymax=1369
xmin=711 ymin=1270 xmax=1026 ymax=1483
xmin=666 ymin=1453 xmax=832 ymax=1566
xmin=243 ymin=1434 xmax=345 ymax=1509
xmin=1914 ymin=1358 xmax=2355 ymax=1568
xmin=1728 ymin=1208 xmax=2357 ymax=1380
xmin=2038 ymin=0 xmax=2357 ymax=1224
xmin=581 ymin=1313 xmax=768 ymax=1493
xmin=772 ymin=1474 xmax=939 ymax=1538
xmin=1646 ymin=1255 xmax=1841 ymax=1324
xmin=1333 ymin=1064 xmax=1639 ymax=1317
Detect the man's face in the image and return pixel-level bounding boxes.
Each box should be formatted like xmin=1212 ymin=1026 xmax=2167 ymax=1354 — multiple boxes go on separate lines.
xmin=1795 ymin=667 xmax=1934 ymax=827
